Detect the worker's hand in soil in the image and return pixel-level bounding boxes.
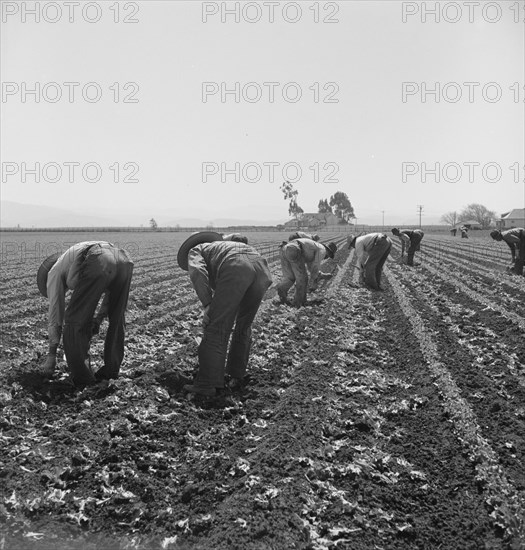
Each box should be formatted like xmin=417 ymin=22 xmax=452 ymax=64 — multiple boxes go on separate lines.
xmin=41 ymin=353 xmax=56 ymax=377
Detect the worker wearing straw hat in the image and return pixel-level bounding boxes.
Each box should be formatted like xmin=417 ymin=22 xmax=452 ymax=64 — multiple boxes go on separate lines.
xmin=37 ymin=241 xmax=134 ymax=388
xmin=177 ymin=232 xmax=272 ymax=397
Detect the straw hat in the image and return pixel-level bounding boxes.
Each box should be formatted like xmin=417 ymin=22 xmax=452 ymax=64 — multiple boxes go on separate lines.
xmin=177 ymin=231 xmax=223 ymax=270
xmin=37 ymin=252 xmax=61 ymax=297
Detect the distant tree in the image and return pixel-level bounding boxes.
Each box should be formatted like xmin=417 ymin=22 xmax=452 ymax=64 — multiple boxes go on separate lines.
xmin=440 ymin=211 xmax=459 ymax=226
xmin=292 ymin=204 xmax=304 ymax=219
xmin=458 ymin=203 xmax=496 ymax=228
xmin=329 ymin=192 xmax=355 ymax=223
xmin=280 ymin=180 xmax=304 ymax=221
xmin=318 ymin=199 xmax=332 ymax=214
xmin=149 ymin=218 xmax=158 ymax=230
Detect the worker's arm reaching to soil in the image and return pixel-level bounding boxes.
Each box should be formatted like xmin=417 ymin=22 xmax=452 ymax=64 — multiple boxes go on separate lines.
xmin=187 ymin=246 xmax=213 ymax=309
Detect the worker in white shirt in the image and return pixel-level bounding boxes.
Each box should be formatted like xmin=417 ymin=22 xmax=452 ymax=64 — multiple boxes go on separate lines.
xmin=348 ymin=232 xmax=392 ymax=290
xmin=277 ymin=238 xmax=337 ymax=307
xmin=37 ymin=242 xmax=134 ymax=388
xmin=391 ymin=228 xmax=424 ymax=266
xmin=490 ymin=228 xmax=525 ymax=276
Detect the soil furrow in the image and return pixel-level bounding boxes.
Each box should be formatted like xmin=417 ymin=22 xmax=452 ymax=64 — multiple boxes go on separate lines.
xmin=384 ymin=264 xmax=525 ymax=545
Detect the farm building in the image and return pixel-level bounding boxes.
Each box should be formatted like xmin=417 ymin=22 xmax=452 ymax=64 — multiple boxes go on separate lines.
xmin=498 ymin=208 xmax=525 ymax=229
xmin=283 ymin=212 xmax=342 ymax=229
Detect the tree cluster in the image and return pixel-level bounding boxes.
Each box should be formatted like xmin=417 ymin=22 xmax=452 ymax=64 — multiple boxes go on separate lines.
xmin=280 ymin=183 xmax=356 ymax=224
xmin=318 ymin=192 xmax=355 ymax=222
xmin=440 ymin=203 xmax=496 ymax=229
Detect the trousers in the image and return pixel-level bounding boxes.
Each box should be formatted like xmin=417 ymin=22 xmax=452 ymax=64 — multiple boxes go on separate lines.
xmin=514 ymin=229 xmax=525 ymax=276
xmin=407 ymin=230 xmax=424 ymax=266
xmin=63 ymin=245 xmax=133 ymax=387
xmin=196 ymin=256 xmax=272 ymax=388
xmin=276 ymin=241 xmax=308 ymax=307
xmin=363 ymin=235 xmax=392 ymax=289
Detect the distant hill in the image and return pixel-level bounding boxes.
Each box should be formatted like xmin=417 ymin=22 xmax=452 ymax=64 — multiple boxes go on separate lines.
xmin=0 ymin=201 xmax=287 ymax=229
xmin=1 ymin=201 xmax=122 ymax=228
xmin=164 ymin=217 xmax=286 ymax=227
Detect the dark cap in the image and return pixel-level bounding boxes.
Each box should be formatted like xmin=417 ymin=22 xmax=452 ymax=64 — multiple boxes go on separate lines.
xmin=324 ymin=242 xmax=337 ymax=259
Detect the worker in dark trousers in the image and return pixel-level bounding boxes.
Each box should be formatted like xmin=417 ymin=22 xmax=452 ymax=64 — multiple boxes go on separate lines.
xmin=348 ymin=232 xmax=392 ymax=290
xmin=391 ymin=228 xmax=424 ymax=266
xmin=37 ymin=242 xmax=134 ymax=388
xmin=490 ymin=228 xmax=525 ymax=276
xmin=178 ymin=232 xmax=272 ymax=396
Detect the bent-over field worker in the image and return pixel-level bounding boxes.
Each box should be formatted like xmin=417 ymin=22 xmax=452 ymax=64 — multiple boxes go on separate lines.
xmin=276 ymin=238 xmax=337 ymax=307
xmin=288 ymin=231 xmax=320 ymax=242
xmin=490 ymin=228 xmax=525 ymax=276
xmin=391 ymin=228 xmax=424 ymax=266
xmin=37 ymin=241 xmax=134 ymax=388
xmin=348 ymin=232 xmax=392 ymax=290
xmin=177 ymin=232 xmax=272 ymax=397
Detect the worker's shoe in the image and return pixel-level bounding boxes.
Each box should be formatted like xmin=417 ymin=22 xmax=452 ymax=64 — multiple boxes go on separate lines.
xmin=183 ymin=384 xmax=216 ymax=397
xmin=227 ymin=377 xmax=244 ymax=390
xmin=226 ymin=375 xmax=251 ymax=391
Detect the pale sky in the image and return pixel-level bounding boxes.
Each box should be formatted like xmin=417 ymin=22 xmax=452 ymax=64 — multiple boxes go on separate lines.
xmin=1 ymin=0 xmax=524 ymax=225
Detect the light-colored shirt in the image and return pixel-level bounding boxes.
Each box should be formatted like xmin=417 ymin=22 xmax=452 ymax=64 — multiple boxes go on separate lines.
xmin=294 ymin=238 xmax=328 ymax=284
xmin=289 ymin=231 xmax=318 ymax=241
xmin=354 ymin=233 xmax=385 ymax=271
xmin=46 ymin=241 xmax=110 ymax=345
xmin=188 ymin=240 xmax=263 ymax=308
xmin=395 ymin=232 xmax=411 ymax=255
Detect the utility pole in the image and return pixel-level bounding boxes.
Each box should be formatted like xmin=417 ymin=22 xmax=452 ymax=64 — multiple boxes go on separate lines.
xmin=417 ymin=205 xmax=424 ymax=228
xmin=381 ymin=210 xmax=385 ymax=230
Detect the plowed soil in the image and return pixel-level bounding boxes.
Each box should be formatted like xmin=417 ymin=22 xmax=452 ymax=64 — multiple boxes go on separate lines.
xmin=1 ymin=231 xmax=524 ymax=549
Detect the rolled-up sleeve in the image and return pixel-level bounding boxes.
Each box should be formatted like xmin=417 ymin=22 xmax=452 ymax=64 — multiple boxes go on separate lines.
xmin=355 ymin=240 xmax=367 ymax=270
xmin=399 ymin=234 xmax=410 ymax=254
xmin=47 ymin=266 xmax=66 ymax=345
xmin=188 ymin=247 xmax=213 ymax=307
xmin=308 ymin=246 xmax=325 ymax=285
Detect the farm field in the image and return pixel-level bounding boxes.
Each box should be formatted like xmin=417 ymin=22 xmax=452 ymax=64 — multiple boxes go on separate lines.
xmin=1 ymin=230 xmax=524 ymax=550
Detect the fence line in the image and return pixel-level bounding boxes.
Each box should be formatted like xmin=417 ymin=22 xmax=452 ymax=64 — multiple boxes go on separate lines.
xmin=0 ymin=224 xmax=456 ymax=234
